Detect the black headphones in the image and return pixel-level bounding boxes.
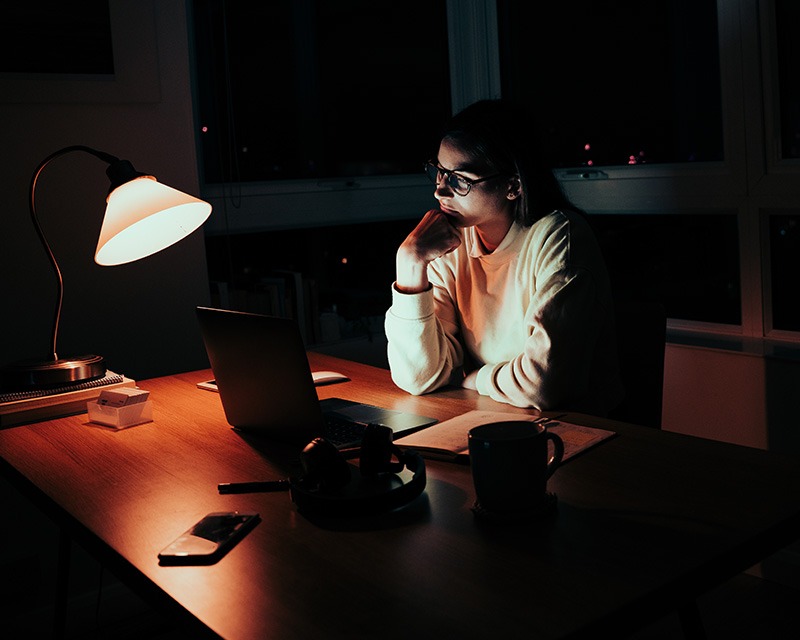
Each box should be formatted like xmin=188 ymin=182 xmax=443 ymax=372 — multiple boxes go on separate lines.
xmin=289 ymin=424 xmax=426 ymax=517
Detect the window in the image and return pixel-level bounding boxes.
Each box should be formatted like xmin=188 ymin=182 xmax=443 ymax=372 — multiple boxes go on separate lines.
xmin=192 ymin=0 xmax=451 ymax=184
xmin=496 ymin=0 xmax=723 ymax=168
xmin=768 ymin=214 xmax=800 ymax=332
xmin=775 ymin=0 xmax=800 ymax=159
xmin=593 ymin=214 xmax=740 ymax=326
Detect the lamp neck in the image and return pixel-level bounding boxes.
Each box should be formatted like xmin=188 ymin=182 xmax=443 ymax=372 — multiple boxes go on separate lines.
xmin=29 ymin=145 xmax=141 ymax=362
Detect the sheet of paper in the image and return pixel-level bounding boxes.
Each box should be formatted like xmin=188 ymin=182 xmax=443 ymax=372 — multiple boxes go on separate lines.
xmin=396 ymin=410 xmax=615 ymax=462
xmin=546 ymin=422 xmax=616 ymax=461
xmin=397 ymin=411 xmax=540 ymax=455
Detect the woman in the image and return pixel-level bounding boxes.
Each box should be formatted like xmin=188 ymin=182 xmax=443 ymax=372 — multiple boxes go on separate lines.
xmin=385 ymin=99 xmax=623 ymax=415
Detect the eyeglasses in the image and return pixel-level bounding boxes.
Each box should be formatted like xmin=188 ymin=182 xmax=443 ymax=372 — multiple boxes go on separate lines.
xmin=424 ymin=161 xmax=504 ymax=197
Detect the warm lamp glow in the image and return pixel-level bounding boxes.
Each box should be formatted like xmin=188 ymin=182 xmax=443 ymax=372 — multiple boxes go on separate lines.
xmin=96 ymin=176 xmax=212 ymax=266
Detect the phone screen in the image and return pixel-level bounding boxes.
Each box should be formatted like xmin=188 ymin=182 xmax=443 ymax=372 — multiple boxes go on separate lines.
xmin=158 ymin=512 xmax=259 ymax=565
xmin=191 ymin=513 xmax=252 ymax=542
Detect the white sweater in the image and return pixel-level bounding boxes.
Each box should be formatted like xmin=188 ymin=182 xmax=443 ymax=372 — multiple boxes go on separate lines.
xmin=385 ymin=210 xmax=624 ymax=415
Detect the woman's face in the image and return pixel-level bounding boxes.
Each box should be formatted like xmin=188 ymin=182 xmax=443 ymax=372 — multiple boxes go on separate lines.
xmin=433 ymin=139 xmax=515 ymax=232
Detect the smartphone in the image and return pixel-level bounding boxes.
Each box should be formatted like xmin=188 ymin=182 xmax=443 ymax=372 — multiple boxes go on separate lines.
xmin=158 ymin=511 xmax=260 ymax=565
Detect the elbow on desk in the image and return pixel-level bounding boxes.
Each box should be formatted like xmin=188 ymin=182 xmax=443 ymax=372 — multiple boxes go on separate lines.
xmin=389 ymin=369 xmax=445 ymax=397
xmin=389 ymin=373 xmax=430 ymax=397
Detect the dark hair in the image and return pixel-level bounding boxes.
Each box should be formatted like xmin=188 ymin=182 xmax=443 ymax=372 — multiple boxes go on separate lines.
xmin=440 ymin=99 xmax=576 ymax=226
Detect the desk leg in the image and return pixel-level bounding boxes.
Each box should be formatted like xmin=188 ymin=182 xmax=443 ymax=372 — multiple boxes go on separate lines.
xmin=54 ymin=528 xmax=71 ymax=639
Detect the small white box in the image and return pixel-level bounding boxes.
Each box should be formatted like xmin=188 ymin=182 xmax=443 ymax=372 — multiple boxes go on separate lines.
xmin=96 ymin=387 xmax=150 ymax=407
xmin=87 ymin=399 xmax=153 ymax=429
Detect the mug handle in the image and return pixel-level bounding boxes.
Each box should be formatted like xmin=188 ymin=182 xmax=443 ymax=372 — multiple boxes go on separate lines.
xmin=545 ymin=432 xmax=565 ymax=479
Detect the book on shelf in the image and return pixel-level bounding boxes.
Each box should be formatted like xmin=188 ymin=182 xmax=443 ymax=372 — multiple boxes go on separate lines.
xmin=258 ymin=276 xmax=287 ymax=317
xmin=0 ymin=371 xmax=137 ymax=427
xmin=273 ymin=269 xmax=305 ymax=322
xmin=395 ymin=410 xmax=616 ymax=463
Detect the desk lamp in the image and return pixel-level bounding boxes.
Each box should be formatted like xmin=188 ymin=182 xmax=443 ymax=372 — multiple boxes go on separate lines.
xmin=0 ymin=145 xmax=212 ymax=391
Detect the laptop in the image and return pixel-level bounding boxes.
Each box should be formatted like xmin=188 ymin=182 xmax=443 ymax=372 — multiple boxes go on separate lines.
xmin=195 ymin=307 xmax=437 ymax=448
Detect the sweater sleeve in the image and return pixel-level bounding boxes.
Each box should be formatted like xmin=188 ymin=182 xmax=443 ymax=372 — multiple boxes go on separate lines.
xmin=473 ymin=266 xmax=604 ymax=410
xmin=384 ymin=280 xmax=464 ymax=395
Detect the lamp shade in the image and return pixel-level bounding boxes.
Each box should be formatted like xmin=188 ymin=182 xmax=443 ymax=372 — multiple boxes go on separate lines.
xmin=95 ymin=176 xmax=212 ymax=266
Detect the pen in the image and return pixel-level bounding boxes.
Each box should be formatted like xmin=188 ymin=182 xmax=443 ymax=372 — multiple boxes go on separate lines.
xmin=218 ymin=479 xmax=291 ymax=494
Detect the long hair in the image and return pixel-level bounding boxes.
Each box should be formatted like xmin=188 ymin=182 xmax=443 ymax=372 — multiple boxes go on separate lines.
xmin=439 ymin=100 xmax=575 ymax=227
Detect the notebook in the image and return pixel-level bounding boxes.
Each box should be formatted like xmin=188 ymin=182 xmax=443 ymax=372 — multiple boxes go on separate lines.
xmin=195 ymin=307 xmax=437 ymax=448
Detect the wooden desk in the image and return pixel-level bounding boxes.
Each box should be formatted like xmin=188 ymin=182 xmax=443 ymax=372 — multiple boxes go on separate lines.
xmin=2 ymin=353 xmax=800 ymax=639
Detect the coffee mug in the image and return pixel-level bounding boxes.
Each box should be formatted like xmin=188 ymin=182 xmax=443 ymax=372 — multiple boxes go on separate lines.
xmin=468 ymin=421 xmax=564 ymax=514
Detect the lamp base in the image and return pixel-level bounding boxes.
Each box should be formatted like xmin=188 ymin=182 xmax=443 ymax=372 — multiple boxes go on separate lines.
xmin=0 ymin=355 xmax=106 ymax=392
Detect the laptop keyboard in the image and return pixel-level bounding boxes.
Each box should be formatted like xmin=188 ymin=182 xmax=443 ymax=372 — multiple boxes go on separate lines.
xmin=322 ymin=412 xmax=368 ymax=449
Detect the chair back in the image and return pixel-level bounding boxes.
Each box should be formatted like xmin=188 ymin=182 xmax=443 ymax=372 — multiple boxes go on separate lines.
xmin=608 ymin=296 xmax=666 ymax=428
